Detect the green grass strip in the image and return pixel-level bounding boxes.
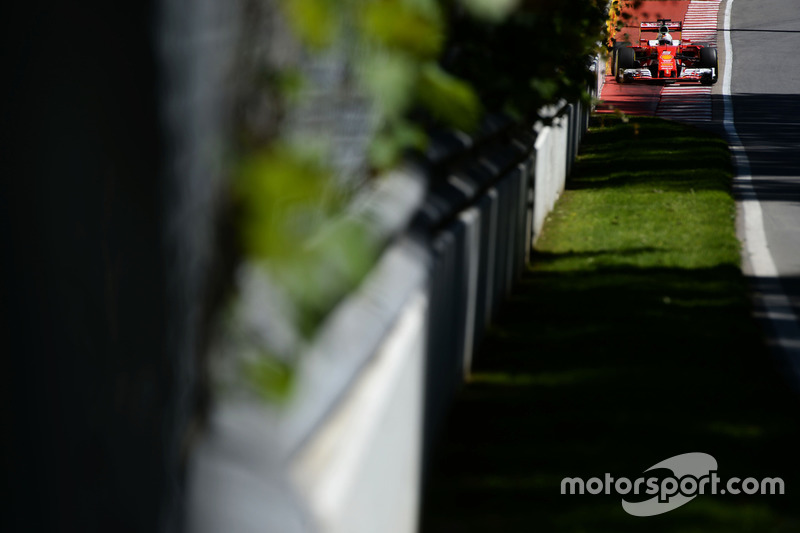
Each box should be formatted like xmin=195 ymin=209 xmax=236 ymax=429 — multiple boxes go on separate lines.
xmin=421 ymin=117 xmax=800 ymax=532
xmin=536 ymin=116 xmax=740 ymax=271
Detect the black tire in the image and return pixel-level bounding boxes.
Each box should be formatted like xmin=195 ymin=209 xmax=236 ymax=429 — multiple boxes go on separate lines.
xmin=699 ymin=47 xmax=719 ymax=84
xmin=611 ymin=42 xmax=631 ymax=77
xmin=618 ymin=46 xmax=635 ymax=69
xmin=616 ymin=47 xmax=635 ymax=83
xmin=700 ymin=47 xmax=719 ymax=81
xmin=699 ymin=47 xmax=718 ymax=68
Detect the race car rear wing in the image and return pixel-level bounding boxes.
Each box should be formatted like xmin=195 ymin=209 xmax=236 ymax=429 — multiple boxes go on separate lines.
xmin=640 ymin=20 xmax=682 ymax=33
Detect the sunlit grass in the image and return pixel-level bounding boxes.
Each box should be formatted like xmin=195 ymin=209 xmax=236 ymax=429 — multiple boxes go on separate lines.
xmin=421 ymin=116 xmax=800 ymax=533
xmin=536 ymin=117 xmax=740 ymax=272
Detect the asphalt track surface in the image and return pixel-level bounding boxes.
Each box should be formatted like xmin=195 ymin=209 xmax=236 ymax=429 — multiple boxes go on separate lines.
xmin=726 ymin=0 xmax=800 ymax=371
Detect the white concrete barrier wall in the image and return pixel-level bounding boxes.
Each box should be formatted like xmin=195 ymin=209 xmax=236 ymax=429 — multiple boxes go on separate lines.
xmin=472 ymin=191 xmax=498 ymax=350
xmin=188 ymin=95 xmax=592 ymax=533
xmin=532 ymin=114 xmax=570 ymax=243
xmin=290 ymin=291 xmax=428 ymax=533
xmin=458 ymin=208 xmax=482 ymax=379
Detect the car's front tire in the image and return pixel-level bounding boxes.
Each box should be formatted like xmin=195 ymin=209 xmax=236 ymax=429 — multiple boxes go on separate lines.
xmin=616 ymin=47 xmax=635 ymax=83
xmin=700 ymin=47 xmax=719 ymax=84
xmin=610 ymin=41 xmax=631 ymax=78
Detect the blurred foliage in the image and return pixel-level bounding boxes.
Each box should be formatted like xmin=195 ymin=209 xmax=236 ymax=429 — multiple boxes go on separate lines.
xmin=361 ymin=1 xmax=444 ymax=60
xmin=229 ymin=0 xmax=609 ymax=400
xmin=607 ymin=0 xmax=623 ymax=45
xmin=442 ymin=0 xmax=608 ymax=119
xmin=244 ymin=354 xmax=296 ymax=403
xmin=417 ymin=63 xmax=481 ymax=130
xmin=236 ymin=144 xmax=338 ymax=262
xmin=234 ymin=143 xmax=381 ymax=337
xmin=459 ymin=0 xmax=520 ymax=22
xmin=607 ymin=0 xmax=644 ymax=46
xmin=283 ymin=0 xmax=338 ymax=48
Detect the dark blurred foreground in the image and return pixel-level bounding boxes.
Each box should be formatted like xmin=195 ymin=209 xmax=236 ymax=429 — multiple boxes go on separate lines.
xmin=0 ymin=1 xmax=608 ymax=531
xmin=2 ymin=3 xmax=181 ymax=532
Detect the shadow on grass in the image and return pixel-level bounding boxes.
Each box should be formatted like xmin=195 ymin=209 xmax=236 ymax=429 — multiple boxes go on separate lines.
xmin=568 ymin=116 xmax=733 ymax=194
xmin=421 ymin=266 xmax=800 ymax=532
xmin=420 ymin=117 xmax=800 ymax=532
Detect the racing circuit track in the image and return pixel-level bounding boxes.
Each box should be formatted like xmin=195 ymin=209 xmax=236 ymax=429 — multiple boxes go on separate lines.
xmin=597 ymin=0 xmax=717 ymax=123
xmin=598 ymin=0 xmax=800 ymax=378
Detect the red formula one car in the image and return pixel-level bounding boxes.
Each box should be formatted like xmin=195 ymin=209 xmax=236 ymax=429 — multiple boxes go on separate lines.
xmin=612 ymin=19 xmax=719 ymax=85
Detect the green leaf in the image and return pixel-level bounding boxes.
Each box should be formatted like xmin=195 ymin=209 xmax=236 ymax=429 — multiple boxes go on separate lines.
xmin=275 ymin=216 xmax=380 ymax=335
xmin=368 ymin=120 xmax=428 ymax=169
xmin=361 ymin=52 xmax=417 ymax=119
xmin=281 ymin=0 xmax=337 ymax=48
xmin=244 ymin=354 xmax=295 ymax=403
xmin=530 ymin=77 xmax=559 ymax=102
xmin=361 ymin=0 xmax=444 ymax=60
xmin=235 ymin=145 xmax=335 ymax=261
xmin=459 ymin=0 xmax=519 ymax=22
xmin=417 ymin=63 xmax=482 ymax=131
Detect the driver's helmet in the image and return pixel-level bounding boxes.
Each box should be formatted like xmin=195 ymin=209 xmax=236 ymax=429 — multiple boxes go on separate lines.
xmin=659 ymin=32 xmax=673 ymax=45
